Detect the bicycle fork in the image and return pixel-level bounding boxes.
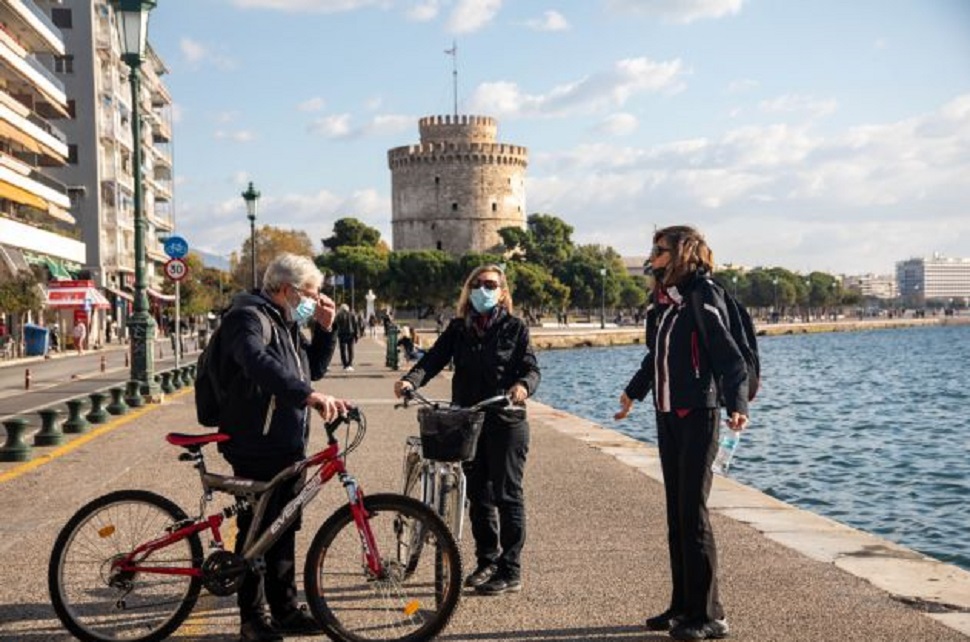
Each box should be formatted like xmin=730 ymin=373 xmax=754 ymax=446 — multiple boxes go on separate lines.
xmin=342 ymin=472 xmax=384 ymax=578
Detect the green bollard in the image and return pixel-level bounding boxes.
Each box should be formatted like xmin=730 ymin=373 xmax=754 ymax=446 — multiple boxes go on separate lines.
xmin=106 ymin=387 xmax=128 ymax=415
xmin=34 ymin=408 xmax=65 ymax=446
xmin=180 ymin=366 xmax=192 ymax=387
xmin=160 ymin=371 xmax=175 ymax=394
xmin=85 ymin=392 xmax=109 ymax=424
xmin=385 ymin=324 xmax=400 ymax=370
xmin=63 ymin=399 xmax=89 ymax=434
xmin=0 ymin=417 xmax=32 ymax=462
xmin=188 ymin=363 xmax=197 ymax=381
xmin=125 ymin=380 xmax=144 ymax=408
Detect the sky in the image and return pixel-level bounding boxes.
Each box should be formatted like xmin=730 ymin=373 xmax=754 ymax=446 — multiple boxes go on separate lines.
xmin=147 ymin=0 xmax=970 ymax=276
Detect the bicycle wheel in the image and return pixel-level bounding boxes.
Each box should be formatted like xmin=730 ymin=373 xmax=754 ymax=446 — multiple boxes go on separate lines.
xmin=48 ymin=490 xmax=203 ymax=642
xmin=401 ymin=452 xmax=428 ymax=577
xmin=437 ymin=469 xmax=462 ymax=539
xmin=305 ymin=493 xmax=462 ymax=642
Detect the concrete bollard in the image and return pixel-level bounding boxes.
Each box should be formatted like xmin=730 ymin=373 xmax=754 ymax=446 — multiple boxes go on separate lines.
xmin=62 ymin=399 xmax=89 ymax=434
xmin=24 ymin=368 xmax=31 ymax=390
xmin=124 ymin=380 xmax=144 ymax=408
xmin=0 ymin=417 xmax=32 ymax=462
xmin=106 ymin=387 xmax=128 ymax=415
xmin=85 ymin=392 xmax=109 ymax=424
xmin=124 ymin=350 xmax=129 ymax=367
xmin=100 ymin=355 xmax=106 ymax=372
xmin=34 ymin=408 xmax=65 ymax=446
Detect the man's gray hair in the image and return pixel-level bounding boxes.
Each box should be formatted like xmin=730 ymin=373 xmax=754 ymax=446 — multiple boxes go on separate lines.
xmin=262 ymin=253 xmax=323 ymax=293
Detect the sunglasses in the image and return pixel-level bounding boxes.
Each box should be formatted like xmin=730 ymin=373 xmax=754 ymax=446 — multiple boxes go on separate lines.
xmin=472 ymin=279 xmax=501 ymax=291
xmin=650 ymin=245 xmax=672 ymax=258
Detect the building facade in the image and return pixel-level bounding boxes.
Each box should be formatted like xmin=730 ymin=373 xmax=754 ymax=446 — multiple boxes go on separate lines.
xmin=896 ymin=254 xmax=970 ymax=304
xmin=844 ymin=273 xmax=896 ymax=300
xmin=40 ymin=0 xmax=174 ymax=326
xmin=388 ymin=114 xmax=527 ymax=254
xmin=0 ymin=0 xmax=77 ymax=283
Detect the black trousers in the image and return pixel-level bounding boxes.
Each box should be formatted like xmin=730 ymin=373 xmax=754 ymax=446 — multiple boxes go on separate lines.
xmin=338 ymin=337 xmax=355 ymax=368
xmin=464 ymin=419 xmax=530 ymax=579
xmin=229 ymin=456 xmax=302 ymax=623
xmin=656 ymin=409 xmax=724 ymax=622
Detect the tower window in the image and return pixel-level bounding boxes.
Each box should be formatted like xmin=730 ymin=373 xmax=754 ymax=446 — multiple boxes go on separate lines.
xmin=491 ymin=203 xmax=497 ymax=212
xmin=434 ymin=176 xmax=440 ymax=185
xmin=451 ymin=202 xmax=458 ymax=211
xmin=436 ymin=241 xmax=442 ymax=250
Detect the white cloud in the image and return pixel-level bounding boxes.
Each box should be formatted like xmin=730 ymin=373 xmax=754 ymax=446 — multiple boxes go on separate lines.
xmin=309 ymin=113 xmax=412 ymax=139
xmin=727 ymin=78 xmax=758 ymax=93
xmin=593 ymin=113 xmax=639 ymax=136
xmin=523 ymin=10 xmax=570 ymax=32
xmin=230 ymin=0 xmax=391 ymax=12
xmin=605 ymin=0 xmax=745 ymax=24
xmin=297 ymin=97 xmax=326 ymax=112
xmin=214 ymin=130 xmax=256 ymax=143
xmin=446 ymin=0 xmax=503 ymax=34
xmin=179 ymin=37 xmax=236 ymax=71
xmin=406 ymin=0 xmax=440 ymax=21
xmin=759 ymin=94 xmax=838 ymax=119
xmin=467 ymin=56 xmax=687 ymax=118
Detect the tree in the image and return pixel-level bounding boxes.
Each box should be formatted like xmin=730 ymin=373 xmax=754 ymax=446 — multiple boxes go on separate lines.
xmin=506 ymin=262 xmax=568 ymax=314
xmin=316 ymin=246 xmax=390 ymax=302
xmin=0 ymin=269 xmax=44 ymax=353
xmin=232 ymin=226 xmax=315 ymax=290
xmin=162 ymin=252 xmax=222 ymax=316
xmin=557 ymin=244 xmax=625 ymax=312
xmin=384 ymin=250 xmax=458 ymax=311
xmin=322 ymin=217 xmax=382 ymax=251
xmin=498 ymin=213 xmax=575 ymax=271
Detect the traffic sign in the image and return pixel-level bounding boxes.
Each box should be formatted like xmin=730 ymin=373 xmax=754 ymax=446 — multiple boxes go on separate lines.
xmin=163 ymin=235 xmax=189 ymax=259
xmin=164 ymin=258 xmax=188 ymax=281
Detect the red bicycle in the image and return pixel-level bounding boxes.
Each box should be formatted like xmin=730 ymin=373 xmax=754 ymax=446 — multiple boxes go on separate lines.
xmin=47 ymin=407 xmax=462 ymax=642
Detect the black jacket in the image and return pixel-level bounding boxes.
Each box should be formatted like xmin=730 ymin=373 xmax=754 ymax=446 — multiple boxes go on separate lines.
xmin=216 ymin=292 xmax=335 ymax=461
xmin=401 ymin=309 xmax=541 ymax=420
xmin=624 ymin=274 xmax=749 ymax=416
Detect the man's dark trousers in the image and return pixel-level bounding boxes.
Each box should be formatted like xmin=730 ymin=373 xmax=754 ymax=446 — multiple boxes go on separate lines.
xmin=229 ymin=454 xmax=302 ymax=623
xmin=338 ymin=336 xmax=355 ymax=368
xmin=656 ymin=409 xmax=724 ymax=623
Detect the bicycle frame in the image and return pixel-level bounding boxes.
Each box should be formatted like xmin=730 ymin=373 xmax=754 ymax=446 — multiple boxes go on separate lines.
xmin=404 ymin=437 xmax=467 ymax=540
xmin=112 ymin=423 xmax=384 ymax=581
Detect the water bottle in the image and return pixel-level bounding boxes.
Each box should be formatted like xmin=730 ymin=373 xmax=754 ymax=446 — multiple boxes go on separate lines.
xmin=712 ymin=428 xmax=742 ymax=476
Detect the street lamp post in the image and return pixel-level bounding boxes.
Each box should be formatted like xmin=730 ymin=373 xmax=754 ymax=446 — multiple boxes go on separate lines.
xmin=772 ymin=277 xmax=779 ymax=312
xmin=599 ymin=267 xmax=607 ymax=329
xmin=242 ymin=182 xmax=260 ymax=289
xmin=731 ymin=275 xmax=738 ymax=299
xmin=112 ymin=0 xmax=158 ymax=401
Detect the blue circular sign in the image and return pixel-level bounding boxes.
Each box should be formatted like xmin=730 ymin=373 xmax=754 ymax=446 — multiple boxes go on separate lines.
xmin=163 ymin=235 xmax=189 ymax=259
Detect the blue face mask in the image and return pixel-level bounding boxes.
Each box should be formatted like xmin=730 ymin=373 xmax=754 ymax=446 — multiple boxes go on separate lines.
xmin=470 ymin=287 xmax=500 ymax=314
xmin=290 ymin=296 xmax=317 ymax=326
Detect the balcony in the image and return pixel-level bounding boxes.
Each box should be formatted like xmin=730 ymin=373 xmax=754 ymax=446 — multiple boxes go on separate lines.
xmin=151 ymin=118 xmax=171 ymax=143
xmin=0 ymin=0 xmax=66 ymax=56
xmin=0 ymin=37 xmax=69 ymax=114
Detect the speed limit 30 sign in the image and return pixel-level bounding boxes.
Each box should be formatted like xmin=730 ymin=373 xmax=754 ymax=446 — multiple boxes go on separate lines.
xmin=164 ymin=258 xmax=189 ymax=281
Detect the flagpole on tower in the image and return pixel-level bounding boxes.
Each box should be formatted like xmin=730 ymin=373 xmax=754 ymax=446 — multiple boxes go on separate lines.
xmin=445 ymin=40 xmax=458 ymax=117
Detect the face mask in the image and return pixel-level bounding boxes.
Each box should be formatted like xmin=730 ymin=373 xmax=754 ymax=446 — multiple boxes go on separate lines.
xmin=289 ymin=296 xmax=317 ymax=326
xmin=470 ymin=287 xmax=500 ymax=314
xmin=651 ymin=266 xmax=667 ymax=282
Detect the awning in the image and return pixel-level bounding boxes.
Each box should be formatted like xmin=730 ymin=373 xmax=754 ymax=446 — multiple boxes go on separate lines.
xmin=43 ymin=256 xmax=73 ymax=280
xmin=104 ymin=286 xmax=134 ymax=302
xmin=0 ymin=244 xmax=30 ymax=276
xmin=46 ymin=204 xmax=76 ymax=224
xmin=45 ymin=285 xmax=111 ymax=309
xmin=0 ymin=178 xmax=47 ymax=210
xmin=147 ymin=287 xmax=176 ymax=303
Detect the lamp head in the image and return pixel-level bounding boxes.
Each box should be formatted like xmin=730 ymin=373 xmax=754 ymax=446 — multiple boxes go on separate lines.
xmin=242 ymin=181 xmax=260 ymax=221
xmin=110 ymin=0 xmax=156 ymax=65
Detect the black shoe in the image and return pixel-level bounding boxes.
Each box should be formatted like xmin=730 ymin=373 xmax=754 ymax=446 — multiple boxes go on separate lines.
xmin=239 ymin=616 xmax=282 ymax=642
xmin=273 ymin=605 xmax=324 ymax=635
xmin=464 ymin=563 xmax=497 ymax=588
xmin=644 ymin=608 xmax=684 ymax=631
xmin=475 ymin=575 xmax=522 ymax=596
xmin=670 ymin=618 xmax=729 ymax=640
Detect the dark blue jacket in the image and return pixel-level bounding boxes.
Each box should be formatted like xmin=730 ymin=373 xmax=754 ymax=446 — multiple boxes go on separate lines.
xmin=216 ymin=292 xmax=335 ymax=461
xmin=624 ymin=274 xmax=749 ymax=417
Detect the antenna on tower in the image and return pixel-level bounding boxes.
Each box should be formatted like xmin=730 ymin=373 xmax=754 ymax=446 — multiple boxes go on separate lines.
xmin=444 ymin=40 xmax=458 ymax=117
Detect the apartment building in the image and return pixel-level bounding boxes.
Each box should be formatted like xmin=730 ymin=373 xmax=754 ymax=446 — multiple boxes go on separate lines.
xmin=896 ymin=254 xmax=970 ymax=304
xmin=39 ymin=0 xmax=174 ymax=331
xmin=0 ymin=0 xmax=77 ymax=284
xmin=844 ymin=273 xmax=896 ymax=300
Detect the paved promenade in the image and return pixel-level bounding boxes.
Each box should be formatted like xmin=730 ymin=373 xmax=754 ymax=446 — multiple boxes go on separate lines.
xmin=1 ymin=338 xmax=968 ymax=641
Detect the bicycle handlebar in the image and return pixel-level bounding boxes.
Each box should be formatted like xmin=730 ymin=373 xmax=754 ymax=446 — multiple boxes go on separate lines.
xmin=396 ymin=388 xmax=524 ymax=414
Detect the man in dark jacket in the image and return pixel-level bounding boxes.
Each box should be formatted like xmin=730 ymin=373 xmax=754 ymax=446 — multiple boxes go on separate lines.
xmin=216 ymin=253 xmax=347 ymax=642
xmin=334 ymin=303 xmax=358 ymax=371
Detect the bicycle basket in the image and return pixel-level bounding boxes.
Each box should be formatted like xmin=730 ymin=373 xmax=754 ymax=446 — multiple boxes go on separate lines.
xmin=417 ymin=406 xmax=485 ymax=462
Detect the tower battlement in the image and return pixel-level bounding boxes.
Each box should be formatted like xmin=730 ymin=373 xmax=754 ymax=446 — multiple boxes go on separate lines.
xmin=387 ymin=141 xmax=528 ymax=169
xmin=418 ymin=114 xmax=497 ymax=144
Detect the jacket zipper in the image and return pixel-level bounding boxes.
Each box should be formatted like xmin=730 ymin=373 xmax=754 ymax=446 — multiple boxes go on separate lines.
xmin=262 ymin=396 xmax=275 ymax=435
xmin=691 ymin=330 xmax=700 ymax=379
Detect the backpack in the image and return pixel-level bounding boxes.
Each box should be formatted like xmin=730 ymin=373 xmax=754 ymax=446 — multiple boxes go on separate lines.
xmin=689 ymin=280 xmax=761 ymax=402
xmin=195 ymin=307 xmax=273 ymax=427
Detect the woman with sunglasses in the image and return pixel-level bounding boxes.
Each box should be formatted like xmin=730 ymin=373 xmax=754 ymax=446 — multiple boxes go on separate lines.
xmin=615 ymin=226 xmax=749 ymax=641
xmin=394 ymin=264 xmax=541 ymax=596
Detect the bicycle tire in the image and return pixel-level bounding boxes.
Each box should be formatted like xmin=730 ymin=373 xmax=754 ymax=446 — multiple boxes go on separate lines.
xmin=48 ymin=490 xmax=204 ymax=642
xmin=304 ymin=493 xmax=462 ymax=642
xmin=438 ymin=470 xmax=462 ymax=538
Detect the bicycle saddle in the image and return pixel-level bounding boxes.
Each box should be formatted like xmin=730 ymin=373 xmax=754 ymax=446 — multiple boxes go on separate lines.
xmin=165 ymin=433 xmax=230 ymax=448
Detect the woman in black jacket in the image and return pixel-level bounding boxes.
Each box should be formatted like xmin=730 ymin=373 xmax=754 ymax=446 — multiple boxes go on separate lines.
xmin=394 ymin=264 xmax=540 ymax=596
xmin=615 ymin=226 xmax=749 ymax=641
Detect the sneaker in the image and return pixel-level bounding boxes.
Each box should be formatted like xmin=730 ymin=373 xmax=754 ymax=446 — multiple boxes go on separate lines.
xmin=670 ymin=618 xmax=729 ymax=640
xmin=475 ymin=575 xmax=522 ymax=596
xmin=346 ymin=366 xmax=354 ymax=371
xmin=273 ymin=605 xmax=323 ymax=635
xmin=644 ymin=608 xmax=684 ymax=631
xmin=239 ymin=616 xmax=282 ymax=642
xmin=464 ymin=563 xmax=498 ymax=588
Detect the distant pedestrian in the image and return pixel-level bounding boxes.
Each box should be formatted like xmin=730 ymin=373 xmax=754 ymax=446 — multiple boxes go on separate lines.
xmin=614 ymin=225 xmax=748 ymax=641
xmin=367 ymin=314 xmax=377 ymax=338
xmin=334 ymin=304 xmax=358 ymax=371
xmin=73 ymin=320 xmax=87 ymax=355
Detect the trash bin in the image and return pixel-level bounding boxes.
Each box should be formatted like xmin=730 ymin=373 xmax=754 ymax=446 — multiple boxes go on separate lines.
xmin=23 ymin=324 xmax=49 ymax=356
